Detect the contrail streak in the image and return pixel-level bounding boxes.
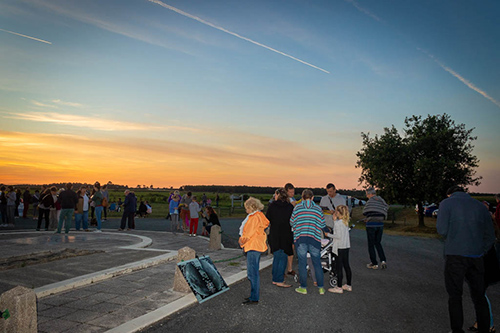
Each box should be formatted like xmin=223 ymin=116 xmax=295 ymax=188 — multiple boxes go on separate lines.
xmin=147 ymin=0 xmax=329 ymax=74
xmin=0 ymin=28 xmax=52 ymax=45
xmin=418 ymin=49 xmax=500 ymax=108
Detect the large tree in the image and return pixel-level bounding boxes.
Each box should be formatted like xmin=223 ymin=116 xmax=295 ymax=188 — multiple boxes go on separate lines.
xmin=356 ymin=114 xmax=481 ymax=227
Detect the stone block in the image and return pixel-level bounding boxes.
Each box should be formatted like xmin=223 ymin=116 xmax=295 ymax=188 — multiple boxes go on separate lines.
xmin=209 ymin=225 xmax=222 ymax=250
xmin=0 ymin=285 xmax=37 ymax=333
xmin=173 ymin=247 xmax=195 ymax=293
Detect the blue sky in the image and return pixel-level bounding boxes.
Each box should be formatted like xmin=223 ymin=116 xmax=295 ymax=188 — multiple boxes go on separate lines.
xmin=0 ymin=0 xmax=498 ymax=192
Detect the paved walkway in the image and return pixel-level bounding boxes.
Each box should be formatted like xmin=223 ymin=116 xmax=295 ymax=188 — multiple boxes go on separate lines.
xmin=0 ymin=228 xmax=256 ymax=333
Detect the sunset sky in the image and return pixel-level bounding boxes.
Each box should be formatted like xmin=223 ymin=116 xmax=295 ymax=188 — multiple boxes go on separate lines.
xmin=1 ymin=0 xmax=499 ymax=192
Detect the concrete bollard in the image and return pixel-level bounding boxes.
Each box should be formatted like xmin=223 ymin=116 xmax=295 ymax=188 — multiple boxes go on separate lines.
xmin=173 ymin=247 xmax=196 ymax=293
xmin=0 ymin=286 xmax=37 ymax=333
xmin=209 ymin=225 xmax=222 ymax=251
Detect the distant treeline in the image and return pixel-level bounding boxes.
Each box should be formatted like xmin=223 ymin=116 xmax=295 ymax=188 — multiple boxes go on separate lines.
xmin=181 ymin=185 xmax=367 ymax=198
xmin=3 ymin=183 xmax=493 ymax=199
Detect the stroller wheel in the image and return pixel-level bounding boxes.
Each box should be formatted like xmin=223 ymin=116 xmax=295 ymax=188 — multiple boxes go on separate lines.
xmin=329 ymin=277 xmax=338 ymax=288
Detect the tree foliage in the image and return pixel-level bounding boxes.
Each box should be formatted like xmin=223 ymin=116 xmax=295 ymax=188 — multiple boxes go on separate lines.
xmin=356 ymin=114 xmax=481 ymax=227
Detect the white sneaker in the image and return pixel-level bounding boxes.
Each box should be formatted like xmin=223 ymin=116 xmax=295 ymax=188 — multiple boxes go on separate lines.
xmin=342 ymin=284 xmax=352 ymax=292
xmin=328 ymin=287 xmax=343 ymax=294
xmin=193 ymin=234 xmax=197 ymax=237
xmin=94 ymin=229 xmax=102 ymax=233
xmin=380 ymin=261 xmax=387 ymax=269
xmin=366 ymin=263 xmax=378 ymax=269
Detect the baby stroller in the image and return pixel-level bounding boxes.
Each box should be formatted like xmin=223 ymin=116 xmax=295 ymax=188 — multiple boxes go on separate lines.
xmin=306 ymin=235 xmax=338 ymax=288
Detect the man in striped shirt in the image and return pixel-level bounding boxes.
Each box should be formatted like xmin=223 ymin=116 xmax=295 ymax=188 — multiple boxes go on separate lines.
xmin=363 ymin=187 xmax=389 ymax=270
xmin=290 ymin=189 xmax=327 ymax=295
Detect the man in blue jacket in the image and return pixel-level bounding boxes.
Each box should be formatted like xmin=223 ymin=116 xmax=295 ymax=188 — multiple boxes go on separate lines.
xmin=437 ymin=185 xmax=495 ymax=333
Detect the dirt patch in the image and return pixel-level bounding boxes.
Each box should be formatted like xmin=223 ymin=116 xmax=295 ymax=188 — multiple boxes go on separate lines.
xmin=0 ymin=248 xmax=104 ymax=271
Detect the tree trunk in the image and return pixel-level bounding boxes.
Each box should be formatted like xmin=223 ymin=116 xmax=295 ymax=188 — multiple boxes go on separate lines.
xmin=417 ymin=202 xmax=425 ymax=228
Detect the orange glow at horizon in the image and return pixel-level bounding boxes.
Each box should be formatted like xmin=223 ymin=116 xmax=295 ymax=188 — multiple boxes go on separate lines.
xmin=0 ymin=130 xmax=362 ymax=189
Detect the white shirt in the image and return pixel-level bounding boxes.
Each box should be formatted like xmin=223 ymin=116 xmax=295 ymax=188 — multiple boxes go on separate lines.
xmin=83 ymin=194 xmax=89 ymax=211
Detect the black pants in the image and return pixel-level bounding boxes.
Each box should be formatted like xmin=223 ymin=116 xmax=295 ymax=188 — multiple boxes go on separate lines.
xmin=366 ymin=227 xmax=386 ymax=265
xmin=37 ymin=208 xmax=50 ymax=229
xmin=336 ymin=248 xmax=352 ymax=286
xmin=0 ymin=204 xmax=7 ymax=224
xmin=444 ymin=255 xmax=489 ymax=333
xmin=120 ymin=212 xmax=135 ymax=229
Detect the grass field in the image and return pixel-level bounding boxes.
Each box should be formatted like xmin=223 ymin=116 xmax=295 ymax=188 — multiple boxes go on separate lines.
xmin=106 ymin=190 xmax=273 ymax=219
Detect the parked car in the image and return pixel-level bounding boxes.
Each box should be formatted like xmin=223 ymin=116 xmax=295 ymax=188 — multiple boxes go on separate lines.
xmin=415 ymin=203 xmax=438 ymax=217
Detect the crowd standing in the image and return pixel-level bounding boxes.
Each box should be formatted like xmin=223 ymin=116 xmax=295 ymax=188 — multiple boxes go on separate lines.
xmin=0 ymin=182 xmax=498 ymax=332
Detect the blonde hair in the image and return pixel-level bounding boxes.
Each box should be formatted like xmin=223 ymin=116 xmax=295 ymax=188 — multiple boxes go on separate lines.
xmin=244 ymin=197 xmax=264 ymax=212
xmin=336 ymin=205 xmax=350 ymax=226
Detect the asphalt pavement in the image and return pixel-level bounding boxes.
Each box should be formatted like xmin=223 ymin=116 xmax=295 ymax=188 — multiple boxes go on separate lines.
xmin=3 ymin=216 xmax=499 ymax=333
xmin=144 ymin=229 xmax=500 ymax=333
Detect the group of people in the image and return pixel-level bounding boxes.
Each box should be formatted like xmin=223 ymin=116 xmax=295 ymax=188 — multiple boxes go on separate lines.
xmin=34 ymin=182 xmax=108 ymax=233
xmin=0 ymin=183 xmax=115 ymax=230
xmin=238 ymin=182 xmax=500 ymax=333
xmin=238 ymin=182 xmax=390 ymax=305
xmin=167 ymin=191 xmax=221 ymax=236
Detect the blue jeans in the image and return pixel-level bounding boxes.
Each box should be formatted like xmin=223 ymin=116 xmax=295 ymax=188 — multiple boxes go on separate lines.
xmin=75 ymin=211 xmax=88 ymax=230
xmin=75 ymin=213 xmax=82 ymax=230
xmin=366 ymin=226 xmax=386 ymax=265
xmin=297 ymin=242 xmax=323 ymax=288
xmin=95 ymin=206 xmax=103 ymax=230
xmin=57 ymin=209 xmax=74 ymax=233
xmin=272 ymin=249 xmax=288 ymax=283
xmin=246 ymin=251 xmax=261 ymax=301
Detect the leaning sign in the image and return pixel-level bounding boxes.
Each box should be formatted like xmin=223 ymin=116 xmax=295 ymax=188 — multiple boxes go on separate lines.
xmin=177 ymin=256 xmax=229 ymax=303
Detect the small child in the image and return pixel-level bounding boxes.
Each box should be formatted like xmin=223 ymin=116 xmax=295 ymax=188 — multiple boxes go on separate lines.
xmin=188 ymin=196 xmax=201 ymax=237
xmin=328 ymin=205 xmax=352 ymax=294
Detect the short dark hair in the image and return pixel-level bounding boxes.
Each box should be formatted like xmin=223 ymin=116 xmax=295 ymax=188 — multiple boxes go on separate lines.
xmin=326 ymin=183 xmax=336 ymax=190
xmin=187 ymin=192 xmax=192 ymax=197
xmin=66 ymin=183 xmax=73 ymax=190
xmin=284 ymin=183 xmax=295 ymax=191
xmin=302 ymin=189 xmax=314 ymax=200
xmin=446 ymin=185 xmax=464 ymax=196
xmin=94 ymin=182 xmax=101 ymax=190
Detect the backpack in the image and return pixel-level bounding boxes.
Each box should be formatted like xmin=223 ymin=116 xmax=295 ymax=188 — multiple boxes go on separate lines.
xmin=102 ymin=197 xmax=108 ymax=208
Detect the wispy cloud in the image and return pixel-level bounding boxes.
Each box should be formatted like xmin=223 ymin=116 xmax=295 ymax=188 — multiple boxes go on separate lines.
xmin=343 ymin=0 xmax=385 ymax=24
xmin=31 ymin=100 xmax=57 ymax=108
xmin=52 ymin=99 xmax=83 ymax=107
xmin=0 ymin=28 xmax=52 ymax=44
xmin=2 ymin=111 xmax=199 ymax=133
xmin=147 ymin=0 xmax=330 ymax=74
xmin=23 ymin=0 xmax=194 ymax=55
